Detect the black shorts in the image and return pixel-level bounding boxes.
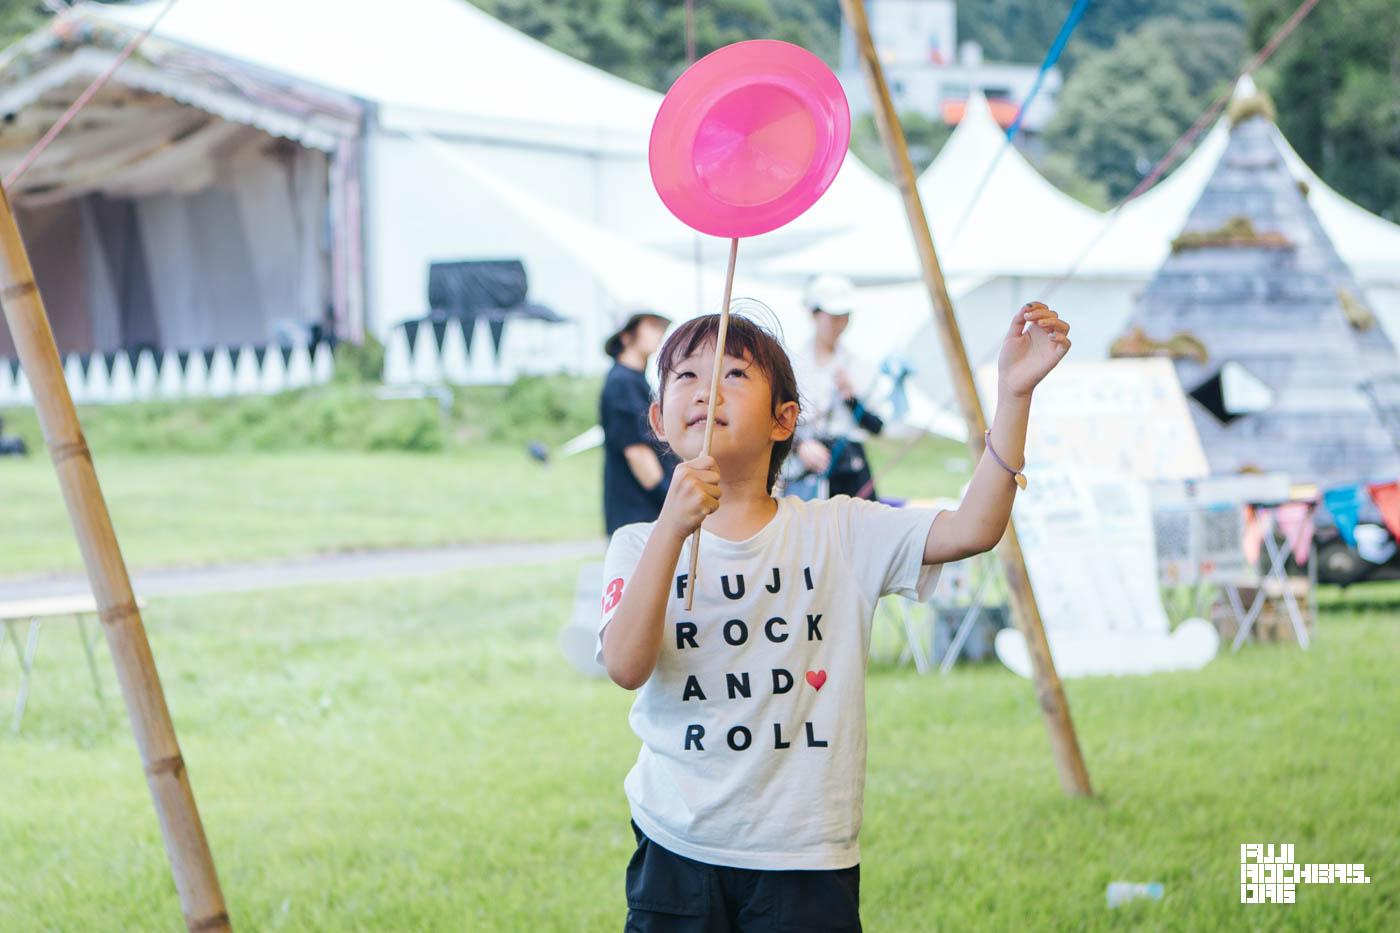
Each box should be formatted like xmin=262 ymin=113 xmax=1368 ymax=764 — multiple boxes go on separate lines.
xmin=624 ymin=821 xmax=861 ymax=932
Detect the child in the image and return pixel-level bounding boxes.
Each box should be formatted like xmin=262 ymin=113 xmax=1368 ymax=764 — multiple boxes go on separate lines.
xmin=597 ymin=302 xmax=1070 ymax=931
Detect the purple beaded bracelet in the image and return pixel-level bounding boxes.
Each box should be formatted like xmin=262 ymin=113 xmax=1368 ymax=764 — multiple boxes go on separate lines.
xmin=984 ymin=429 xmax=1027 ymax=489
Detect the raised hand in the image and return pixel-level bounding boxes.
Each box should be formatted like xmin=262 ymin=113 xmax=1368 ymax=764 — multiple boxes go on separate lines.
xmin=998 ymin=301 xmax=1070 ymax=398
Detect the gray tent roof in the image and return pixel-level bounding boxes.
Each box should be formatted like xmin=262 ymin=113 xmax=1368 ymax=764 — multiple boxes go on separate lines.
xmin=1124 ymin=113 xmax=1400 ymax=487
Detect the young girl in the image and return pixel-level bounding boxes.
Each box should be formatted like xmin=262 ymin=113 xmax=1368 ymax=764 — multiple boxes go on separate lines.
xmin=597 ymin=302 xmax=1070 ymax=931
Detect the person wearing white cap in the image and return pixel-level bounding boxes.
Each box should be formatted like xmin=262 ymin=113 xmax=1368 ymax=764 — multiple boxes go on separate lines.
xmin=787 ymin=274 xmax=885 ymax=500
xmin=600 ymin=308 xmax=678 ymax=536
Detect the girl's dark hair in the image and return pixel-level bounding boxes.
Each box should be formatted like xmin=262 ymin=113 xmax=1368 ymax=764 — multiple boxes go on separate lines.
xmin=654 ymin=313 xmax=800 ymax=493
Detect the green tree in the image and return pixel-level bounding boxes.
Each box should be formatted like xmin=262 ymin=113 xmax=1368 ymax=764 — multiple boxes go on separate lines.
xmin=1066 ymin=0 xmax=1241 ymax=64
xmin=470 ymin=0 xmax=654 ymax=85
xmin=959 ymin=0 xmax=1241 ymax=69
xmin=636 ymin=0 xmax=785 ymax=89
xmin=470 ymin=0 xmax=839 ymax=92
xmin=956 ymin=0 xmax=1072 ymax=67
xmin=1245 ymin=0 xmax=1400 ymax=220
xmin=0 ymin=0 xmax=46 ymax=47
xmin=1045 ymin=18 xmax=1245 ymax=200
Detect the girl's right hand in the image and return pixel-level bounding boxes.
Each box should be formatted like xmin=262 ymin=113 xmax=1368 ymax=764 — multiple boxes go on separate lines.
xmin=658 ymin=455 xmax=720 ymax=539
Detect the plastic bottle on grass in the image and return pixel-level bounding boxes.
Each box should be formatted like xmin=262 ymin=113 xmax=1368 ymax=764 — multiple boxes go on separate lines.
xmin=1106 ymin=881 xmax=1163 ymax=908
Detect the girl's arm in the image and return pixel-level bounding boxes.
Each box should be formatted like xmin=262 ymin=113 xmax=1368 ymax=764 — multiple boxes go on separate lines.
xmin=602 ymin=455 xmax=719 ymax=689
xmin=924 ymin=302 xmax=1070 ymax=565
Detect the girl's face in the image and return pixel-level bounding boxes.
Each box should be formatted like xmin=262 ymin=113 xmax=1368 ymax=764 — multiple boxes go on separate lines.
xmin=650 ymin=340 xmax=797 ymax=472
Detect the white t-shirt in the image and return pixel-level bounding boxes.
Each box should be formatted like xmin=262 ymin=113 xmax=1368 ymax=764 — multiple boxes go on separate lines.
xmin=790 ymin=339 xmax=876 ymax=443
xmin=596 ymin=495 xmax=943 ymax=870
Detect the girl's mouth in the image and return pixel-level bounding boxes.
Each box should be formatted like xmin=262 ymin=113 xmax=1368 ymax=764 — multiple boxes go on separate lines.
xmin=686 ymin=415 xmax=727 ymax=428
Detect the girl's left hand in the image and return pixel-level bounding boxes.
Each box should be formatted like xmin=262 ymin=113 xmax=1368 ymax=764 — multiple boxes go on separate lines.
xmin=998 ymin=301 xmax=1070 ymax=398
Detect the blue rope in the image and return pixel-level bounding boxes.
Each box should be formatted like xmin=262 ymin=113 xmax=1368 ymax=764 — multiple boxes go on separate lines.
xmin=1005 ymin=0 xmax=1092 ymax=143
xmin=944 ymin=0 xmax=1092 ymax=250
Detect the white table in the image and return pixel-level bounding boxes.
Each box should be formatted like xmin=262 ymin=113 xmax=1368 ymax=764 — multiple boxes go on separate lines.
xmin=1 ymin=594 xmax=142 ymax=733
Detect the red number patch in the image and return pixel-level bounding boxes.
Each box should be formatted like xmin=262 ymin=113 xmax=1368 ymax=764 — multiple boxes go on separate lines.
xmin=602 ymin=577 xmax=624 ymax=614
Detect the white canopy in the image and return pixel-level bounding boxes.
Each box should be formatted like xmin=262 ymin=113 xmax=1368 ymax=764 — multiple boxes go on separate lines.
xmin=80 ymin=0 xmax=894 ymax=354
xmin=760 ymin=92 xmax=1105 ymax=283
xmin=92 ymin=0 xmax=901 ymax=253
xmin=1070 ymin=82 xmax=1400 ymax=340
xmin=1075 ymin=115 xmax=1400 ymax=290
xmin=89 ymin=0 xmax=662 ymax=148
xmin=765 ymin=82 xmax=1400 ymax=299
xmin=407 ymin=132 xmax=809 ymax=340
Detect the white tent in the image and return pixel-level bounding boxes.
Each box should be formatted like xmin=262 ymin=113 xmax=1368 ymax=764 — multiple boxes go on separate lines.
xmin=408 ymin=132 xmax=809 ymax=345
xmin=98 ymin=0 xmax=900 ymax=252
xmin=56 ymin=0 xmax=657 ymax=361
xmin=751 ymin=95 xmax=1135 ymax=435
xmin=1076 ymin=112 xmax=1400 ymax=336
xmin=757 ymin=83 xmax=1400 ymax=438
xmin=760 ymin=92 xmax=1105 ymax=284
xmin=0 ymin=0 xmax=889 ymax=369
xmin=1077 ymin=77 xmax=1400 ymax=294
xmin=0 ymin=40 xmax=348 ymax=359
xmin=764 ymin=81 xmax=1400 ymax=298
xmin=93 ymin=0 xmax=662 ymax=146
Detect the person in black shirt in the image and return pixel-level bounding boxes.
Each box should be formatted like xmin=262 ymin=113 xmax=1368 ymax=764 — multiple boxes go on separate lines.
xmin=601 ymin=309 xmax=678 ymax=536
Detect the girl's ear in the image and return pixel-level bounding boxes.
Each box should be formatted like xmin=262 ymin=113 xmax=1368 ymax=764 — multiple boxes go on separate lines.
xmin=771 ymin=400 xmax=799 ymax=442
xmin=648 ymin=400 xmax=666 ymax=442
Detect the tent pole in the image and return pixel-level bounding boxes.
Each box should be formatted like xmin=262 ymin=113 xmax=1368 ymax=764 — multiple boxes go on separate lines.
xmin=0 ymin=183 xmax=233 ymax=929
xmin=839 ymin=0 xmax=1093 ymax=797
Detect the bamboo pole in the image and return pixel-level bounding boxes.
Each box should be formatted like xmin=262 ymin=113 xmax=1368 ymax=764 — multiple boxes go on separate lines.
xmin=0 ymin=183 xmax=233 ymax=929
xmin=839 ymin=0 xmax=1093 ymax=797
xmin=685 ymin=236 xmax=740 ymax=611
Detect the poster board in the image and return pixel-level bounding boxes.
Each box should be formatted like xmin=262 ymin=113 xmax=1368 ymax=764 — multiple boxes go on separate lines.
xmin=973 ymin=361 xmax=1220 ymax=676
xmin=976 ymin=358 xmax=1209 ymax=480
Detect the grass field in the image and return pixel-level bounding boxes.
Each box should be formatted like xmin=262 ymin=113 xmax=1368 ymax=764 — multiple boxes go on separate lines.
xmin=0 ymin=448 xmax=600 ymax=576
xmin=0 ymin=436 xmax=971 ymax=577
xmin=1 ymin=563 xmax=1395 ymax=931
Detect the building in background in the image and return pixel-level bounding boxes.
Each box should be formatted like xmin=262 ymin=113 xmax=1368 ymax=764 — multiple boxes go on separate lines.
xmin=838 ymin=0 xmax=1059 ymax=135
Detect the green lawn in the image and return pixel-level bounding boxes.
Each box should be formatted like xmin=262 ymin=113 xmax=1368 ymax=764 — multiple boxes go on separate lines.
xmin=0 ymin=436 xmax=970 ymax=577
xmin=0 ymin=448 xmax=601 ymax=576
xmin=0 ymin=564 xmax=1394 ymax=930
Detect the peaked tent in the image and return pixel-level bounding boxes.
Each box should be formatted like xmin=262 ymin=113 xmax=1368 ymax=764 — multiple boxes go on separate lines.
xmin=1116 ymin=108 xmax=1400 ymax=487
xmin=755 ymin=94 xmax=1140 ymax=437
xmin=754 ymin=81 xmax=1400 ymax=442
xmin=1049 ymin=78 xmax=1400 ymax=343
xmin=760 ymin=92 xmax=1104 ymax=284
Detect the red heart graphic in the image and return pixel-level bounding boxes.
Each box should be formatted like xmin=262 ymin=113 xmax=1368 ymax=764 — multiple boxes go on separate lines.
xmin=805 ymin=670 xmax=827 ymax=690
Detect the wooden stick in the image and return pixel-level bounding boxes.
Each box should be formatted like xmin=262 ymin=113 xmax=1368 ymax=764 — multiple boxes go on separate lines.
xmin=0 ymin=183 xmax=233 ymax=929
xmin=839 ymin=0 xmax=1093 ymax=797
xmin=684 ymin=236 xmax=740 ymax=611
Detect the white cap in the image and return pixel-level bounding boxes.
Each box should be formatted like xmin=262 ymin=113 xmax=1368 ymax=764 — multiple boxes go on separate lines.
xmin=802 ymin=274 xmax=856 ymax=315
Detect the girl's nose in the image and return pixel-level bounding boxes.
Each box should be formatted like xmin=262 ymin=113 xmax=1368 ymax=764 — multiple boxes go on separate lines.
xmin=694 ymin=382 xmax=722 ymax=406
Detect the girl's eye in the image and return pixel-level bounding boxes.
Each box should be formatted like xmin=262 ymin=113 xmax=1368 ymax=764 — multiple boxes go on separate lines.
xmin=677 ymin=370 xmax=695 ymax=379
xmin=727 ymin=368 xmax=748 ymax=378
